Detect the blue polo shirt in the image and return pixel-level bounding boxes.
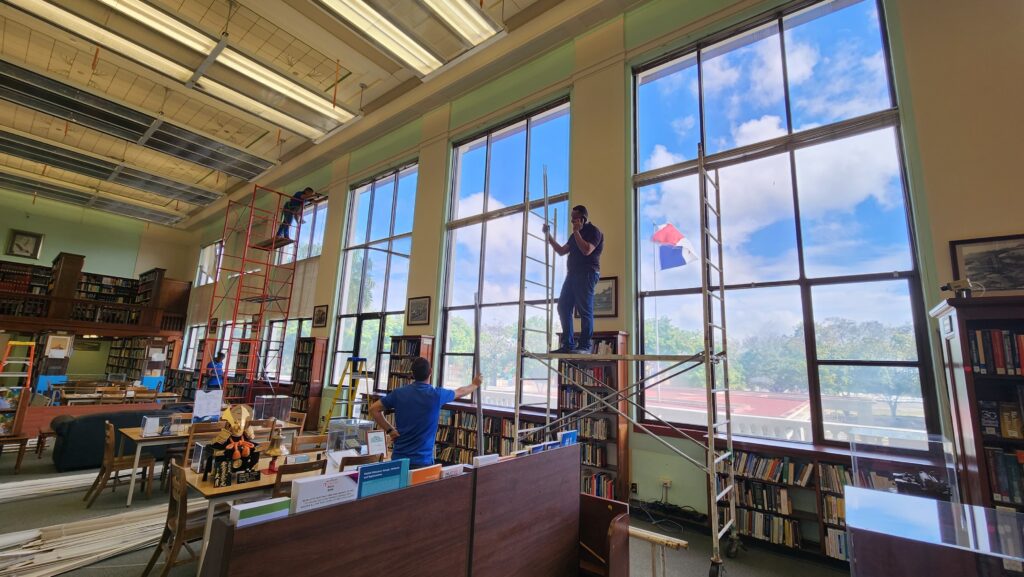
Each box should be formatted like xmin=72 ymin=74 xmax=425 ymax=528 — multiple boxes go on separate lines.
xmin=380 ymin=382 xmax=455 ymax=466
xmin=206 ymin=360 xmax=224 ymax=389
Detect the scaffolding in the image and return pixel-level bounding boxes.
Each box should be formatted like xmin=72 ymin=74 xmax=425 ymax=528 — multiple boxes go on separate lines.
xmin=497 ymin=144 xmax=737 ymax=576
xmin=198 ymin=185 xmax=304 ymax=402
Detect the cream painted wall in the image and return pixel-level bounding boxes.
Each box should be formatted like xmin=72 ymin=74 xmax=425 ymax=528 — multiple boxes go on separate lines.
xmin=134 ymin=226 xmax=200 ymax=281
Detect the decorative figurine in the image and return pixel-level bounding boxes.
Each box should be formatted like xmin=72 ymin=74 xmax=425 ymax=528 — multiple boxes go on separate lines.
xmin=262 ymin=423 xmax=287 ymax=474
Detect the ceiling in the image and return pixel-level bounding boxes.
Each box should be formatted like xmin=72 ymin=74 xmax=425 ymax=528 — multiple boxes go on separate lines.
xmin=0 ymin=0 xmax=547 ymax=225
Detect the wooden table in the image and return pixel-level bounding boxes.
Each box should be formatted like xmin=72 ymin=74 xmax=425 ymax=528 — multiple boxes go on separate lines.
xmin=188 ymin=454 xmax=322 ymax=575
xmin=63 ymin=392 xmax=179 ymax=405
xmin=118 ymin=422 xmax=300 ymax=507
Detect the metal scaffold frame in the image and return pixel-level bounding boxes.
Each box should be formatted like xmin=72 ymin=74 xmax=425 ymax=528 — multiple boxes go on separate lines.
xmin=496 ymin=143 xmax=737 ymax=576
xmin=198 ymin=184 xmax=303 ymax=403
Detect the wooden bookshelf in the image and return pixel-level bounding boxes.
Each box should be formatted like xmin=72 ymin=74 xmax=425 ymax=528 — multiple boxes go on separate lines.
xmin=557 ymin=331 xmax=629 ymax=500
xmin=0 ymin=261 xmax=51 ymax=295
xmin=931 ymin=297 xmax=1024 ymax=509
xmin=105 ymin=336 xmax=167 ymax=381
xmin=166 ymin=368 xmax=198 ymax=401
xmin=134 ymin=268 xmax=164 ymax=305
xmin=290 ymin=336 xmax=328 ymax=430
xmin=383 ymin=335 xmax=434 ymax=392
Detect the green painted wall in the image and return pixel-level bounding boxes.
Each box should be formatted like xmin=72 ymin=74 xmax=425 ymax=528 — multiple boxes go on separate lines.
xmin=0 ymin=189 xmax=143 ymax=277
xmin=67 ymin=340 xmax=112 ymax=377
xmin=348 ymin=119 xmax=422 ymax=177
xmin=625 ymin=0 xmax=789 ymax=55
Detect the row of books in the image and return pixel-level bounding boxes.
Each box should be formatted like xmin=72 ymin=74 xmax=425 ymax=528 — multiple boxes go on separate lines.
xmin=390 ymin=339 xmax=422 ymax=356
xmin=389 ymin=356 xmax=419 ymax=374
xmin=825 ymin=527 xmax=849 ymax=560
xmin=71 ymin=303 xmax=140 ymax=324
xmin=0 ymin=297 xmax=47 ymax=317
xmin=437 ymin=445 xmax=477 ymax=465
xmin=580 ymin=442 xmax=607 ymax=468
xmin=566 ymin=416 xmax=612 ymax=440
xmin=732 ymin=479 xmax=794 ymax=515
xmin=291 ymin=396 xmax=311 ymax=412
xmin=727 ymin=509 xmax=802 ymax=548
xmin=560 ymin=364 xmax=611 ymax=388
xmin=818 ymin=463 xmax=853 ymax=493
xmin=822 ymin=494 xmax=846 ymax=526
xmin=582 ymin=471 xmax=616 ymax=498
xmin=968 ymin=329 xmax=1024 ymax=376
xmin=560 ymin=388 xmax=600 ymax=410
xmin=720 ymin=451 xmax=814 ymax=486
xmin=984 ymin=447 xmax=1024 ymax=504
xmin=980 ymin=400 xmax=1024 ymax=439
xmin=386 ymin=375 xmax=414 ymax=391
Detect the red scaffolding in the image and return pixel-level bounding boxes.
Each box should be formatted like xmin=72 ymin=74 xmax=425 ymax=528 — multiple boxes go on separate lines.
xmin=198 ymin=184 xmax=303 ymax=403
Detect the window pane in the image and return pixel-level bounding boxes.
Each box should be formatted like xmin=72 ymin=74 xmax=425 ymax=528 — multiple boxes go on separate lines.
xmin=482 ymin=213 xmax=523 ymax=304
xmin=820 ymin=365 xmax=925 ymax=449
xmin=641 ymin=294 xmax=706 ymax=427
xmin=358 ymin=318 xmax=381 ymax=375
xmin=719 ymin=153 xmax=799 ymax=284
xmin=393 ymin=167 xmax=417 ymax=235
xmin=362 ymin=242 xmax=388 ymax=313
xmin=784 ymin=0 xmax=891 ymax=129
xmin=478 ymin=305 xmax=519 ymax=408
xmin=442 ymin=355 xmax=474 ymax=392
xmin=637 ymin=176 xmax=702 ymax=292
xmin=369 ymin=175 xmax=395 ymax=241
xmin=310 ymin=203 xmax=327 ymax=257
xmin=637 ymin=54 xmax=699 ymax=171
xmin=813 ymin=280 xmax=917 ymax=361
xmin=487 ymin=121 xmax=527 ymax=210
xmin=336 ymin=316 xmax=357 ymax=352
xmin=727 ymin=286 xmax=811 ymax=441
xmin=349 ymin=186 xmax=371 ymax=245
xmin=528 ymin=104 xmax=570 ymax=200
xmin=795 ymin=128 xmax=911 ymax=277
xmin=449 ymin=224 xmax=481 ymax=307
xmin=386 ymin=237 xmax=411 ymax=312
xmin=340 ymin=250 xmax=364 ymax=315
xmin=702 ymin=23 xmax=788 ymax=154
xmin=445 ymin=309 xmax=476 ymax=354
xmin=280 ymin=320 xmax=300 ymax=382
xmin=296 ymin=203 xmax=315 ymax=260
xmin=453 ymin=137 xmax=486 ymax=220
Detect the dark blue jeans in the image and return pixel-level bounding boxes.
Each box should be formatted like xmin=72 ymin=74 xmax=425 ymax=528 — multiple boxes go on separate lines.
xmin=557 ymin=270 xmax=599 ymax=350
xmin=277 ymin=211 xmax=294 ymax=237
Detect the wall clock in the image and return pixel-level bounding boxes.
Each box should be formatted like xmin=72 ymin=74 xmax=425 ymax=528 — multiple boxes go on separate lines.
xmin=6 ymin=229 xmax=44 ymax=259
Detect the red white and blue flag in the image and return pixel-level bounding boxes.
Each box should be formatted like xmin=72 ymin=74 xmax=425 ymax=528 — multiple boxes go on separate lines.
xmin=651 ymin=223 xmax=698 ymax=270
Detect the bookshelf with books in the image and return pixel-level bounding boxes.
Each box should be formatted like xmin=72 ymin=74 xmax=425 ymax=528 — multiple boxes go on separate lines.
xmin=557 ymin=331 xmax=629 ymax=500
xmin=383 ymin=335 xmax=434 ymax=392
xmin=931 ymin=297 xmax=1024 ymax=509
xmin=166 ymin=368 xmax=198 ymax=401
xmin=433 ymin=405 xmax=545 ymax=466
xmin=105 ymin=336 xmax=167 ymax=381
xmin=290 ymin=337 xmax=328 ymax=429
xmin=0 ymin=261 xmax=52 ymax=295
xmin=134 ymin=268 xmax=164 ymax=306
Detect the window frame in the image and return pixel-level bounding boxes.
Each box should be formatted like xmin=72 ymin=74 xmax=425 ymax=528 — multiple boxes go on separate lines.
xmin=277 ymin=198 xmax=328 ymax=264
xmin=179 ymin=324 xmax=206 ymax=370
xmin=261 ymin=317 xmax=312 ymax=383
xmin=194 ymin=240 xmax=223 ymax=286
xmin=630 ymin=0 xmax=940 ymax=450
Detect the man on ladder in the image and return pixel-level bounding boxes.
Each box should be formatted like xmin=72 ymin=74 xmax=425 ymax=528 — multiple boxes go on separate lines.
xmin=541 ymin=204 xmax=604 ymax=354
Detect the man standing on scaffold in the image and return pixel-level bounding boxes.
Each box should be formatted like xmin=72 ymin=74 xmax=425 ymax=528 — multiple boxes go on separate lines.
xmin=542 ymin=204 xmax=604 ymax=354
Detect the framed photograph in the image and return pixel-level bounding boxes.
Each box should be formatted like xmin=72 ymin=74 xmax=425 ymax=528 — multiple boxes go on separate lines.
xmin=6 ymin=229 xmax=43 ymax=259
xmin=576 ymin=276 xmax=618 ymax=318
xmin=45 ymin=334 xmax=73 ymax=358
xmin=407 ymin=296 xmax=430 ymax=326
xmin=312 ymin=304 xmax=329 ymax=328
xmin=950 ymin=234 xmax=1024 ymax=296
xmin=208 ymin=318 xmax=219 ymax=333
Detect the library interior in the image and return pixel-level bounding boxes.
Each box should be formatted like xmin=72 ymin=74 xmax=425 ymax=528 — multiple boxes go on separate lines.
xmin=0 ymin=0 xmax=1020 ymax=576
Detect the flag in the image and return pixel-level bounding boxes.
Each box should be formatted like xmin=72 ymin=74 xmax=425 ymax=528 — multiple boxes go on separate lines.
xmin=651 ymin=223 xmax=698 ymax=270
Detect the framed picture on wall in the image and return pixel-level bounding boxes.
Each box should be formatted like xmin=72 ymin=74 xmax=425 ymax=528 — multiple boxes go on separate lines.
xmin=950 ymin=234 xmax=1024 ymax=296
xmin=312 ymin=305 xmax=329 ymax=328
xmin=574 ymin=277 xmax=618 ymax=318
xmin=407 ymin=296 xmax=430 ymax=326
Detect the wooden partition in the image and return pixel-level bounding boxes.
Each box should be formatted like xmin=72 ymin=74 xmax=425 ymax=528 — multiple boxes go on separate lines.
xmin=471 ymin=445 xmax=581 ymax=577
xmin=579 ymin=494 xmax=629 ymax=577
xmin=201 ymin=473 xmax=474 ymax=577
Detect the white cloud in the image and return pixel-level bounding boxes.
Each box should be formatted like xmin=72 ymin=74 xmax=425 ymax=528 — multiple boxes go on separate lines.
xmin=701 ymin=55 xmax=740 ymax=95
xmin=784 ymin=41 xmax=819 ymax=85
xmin=643 ymin=144 xmax=687 ymax=172
xmin=732 ymin=115 xmax=787 ymax=147
xmin=670 ymin=115 xmax=696 ymax=140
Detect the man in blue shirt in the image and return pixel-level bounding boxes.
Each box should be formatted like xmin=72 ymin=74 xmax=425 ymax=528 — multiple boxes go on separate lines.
xmin=205 ymin=352 xmax=226 ymax=390
xmin=542 ymin=204 xmax=604 ymax=354
xmin=276 ymin=187 xmax=318 ymax=238
xmin=368 ymin=357 xmax=481 ymax=468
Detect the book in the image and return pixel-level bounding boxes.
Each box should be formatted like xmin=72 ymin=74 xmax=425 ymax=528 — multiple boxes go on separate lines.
xmin=409 ymin=464 xmax=442 ymax=485
xmin=357 ymin=459 xmax=409 ymax=498
xmin=231 ymin=497 xmax=290 ymax=527
xmin=980 ymin=401 xmax=1001 ymax=436
xmin=1000 ymin=402 xmax=1023 ymax=439
xmin=291 ymin=471 xmax=359 ymax=513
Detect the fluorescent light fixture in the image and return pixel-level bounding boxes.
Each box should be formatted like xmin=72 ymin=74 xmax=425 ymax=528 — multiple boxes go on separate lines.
xmin=421 ymin=0 xmax=498 ymax=45
xmin=8 ymin=0 xmax=328 ymax=138
xmin=97 ymin=0 xmax=354 ymax=123
xmin=318 ymin=0 xmax=442 ymax=75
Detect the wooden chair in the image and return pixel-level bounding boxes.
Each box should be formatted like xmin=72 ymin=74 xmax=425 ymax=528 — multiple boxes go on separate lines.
xmin=159 ymin=413 xmax=194 ymax=490
xmin=290 ymin=433 xmax=328 ymax=454
xmin=271 ymin=459 xmax=327 ymax=498
xmin=142 ymin=463 xmax=205 ymax=577
xmin=133 ymin=389 xmax=158 ymax=403
xmin=249 ymin=418 xmax=276 ymax=444
xmin=181 ymin=422 xmax=224 ymax=470
xmin=339 ymin=453 xmax=384 ymax=470
xmin=84 ymin=421 xmax=156 ymax=508
xmin=288 ymin=411 xmax=307 ymax=430
xmin=98 ymin=386 xmax=126 ymax=404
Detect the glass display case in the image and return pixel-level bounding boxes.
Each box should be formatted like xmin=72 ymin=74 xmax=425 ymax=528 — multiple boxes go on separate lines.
xmin=327 ymin=418 xmax=374 ymax=452
xmin=253 ymin=394 xmax=291 ymax=422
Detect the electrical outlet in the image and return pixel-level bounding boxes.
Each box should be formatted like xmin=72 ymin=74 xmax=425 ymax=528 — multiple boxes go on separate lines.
xmin=630 ymin=482 xmax=638 ymax=494
xmin=660 ymin=476 xmax=672 ymax=488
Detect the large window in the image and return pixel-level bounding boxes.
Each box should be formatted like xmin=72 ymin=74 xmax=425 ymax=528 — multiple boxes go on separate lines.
xmin=634 ymin=0 xmax=934 ymax=449
xmin=277 ymin=199 xmax=328 ymax=264
xmin=334 ymin=164 xmax=418 ymax=387
xmin=195 ymin=241 xmax=222 ymax=286
xmin=179 ymin=324 xmax=206 ymax=369
xmin=263 ymin=318 xmax=312 ymax=382
xmin=441 ymin=101 xmax=571 ymax=408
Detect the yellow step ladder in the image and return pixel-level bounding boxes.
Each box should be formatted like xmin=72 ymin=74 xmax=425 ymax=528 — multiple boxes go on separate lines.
xmin=319 ymin=357 xmax=372 ymax=434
